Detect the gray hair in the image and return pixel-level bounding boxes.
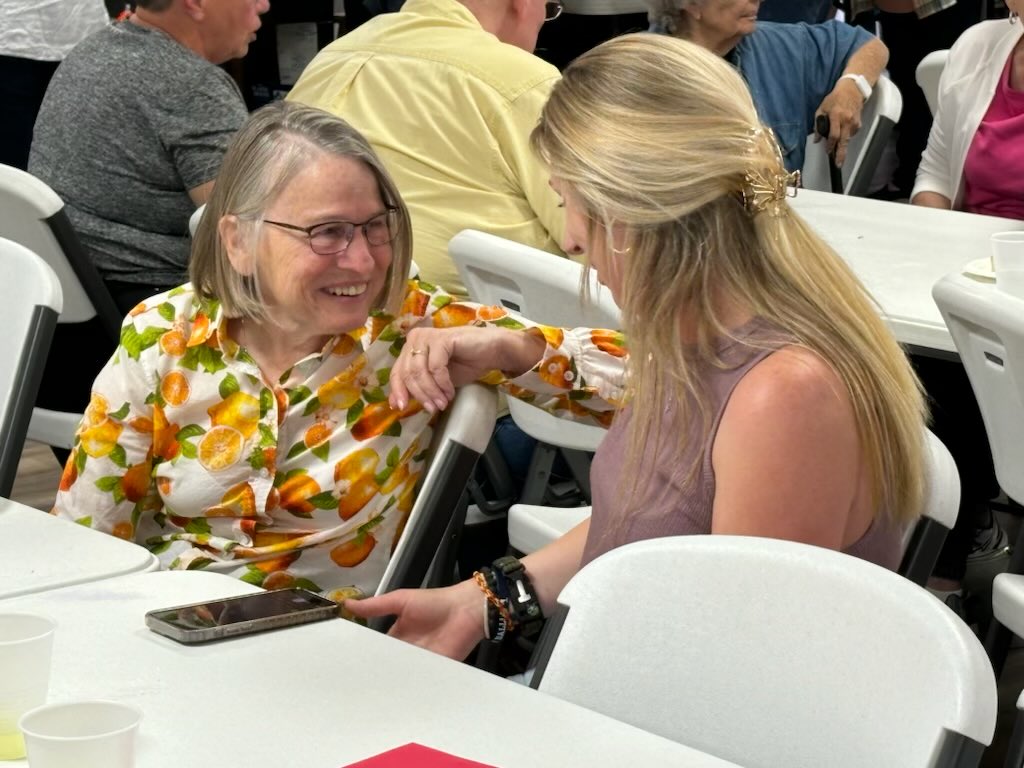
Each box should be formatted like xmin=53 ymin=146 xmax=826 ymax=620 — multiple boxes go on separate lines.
xmin=644 ymin=0 xmax=695 ymax=33
xmin=190 ymin=101 xmax=412 ymax=323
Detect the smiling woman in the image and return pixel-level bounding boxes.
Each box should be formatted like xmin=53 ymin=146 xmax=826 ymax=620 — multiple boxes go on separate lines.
xmin=50 ymin=101 xmax=582 ymax=600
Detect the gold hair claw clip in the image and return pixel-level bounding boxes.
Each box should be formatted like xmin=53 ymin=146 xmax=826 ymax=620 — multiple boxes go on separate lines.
xmin=742 ymin=167 xmax=800 ymax=217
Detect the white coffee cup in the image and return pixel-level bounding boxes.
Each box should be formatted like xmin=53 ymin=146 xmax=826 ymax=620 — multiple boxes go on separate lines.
xmin=0 ymin=614 xmax=56 ymax=760
xmin=20 ymin=700 xmax=141 ymax=768
xmin=991 ymin=231 xmax=1024 ymax=297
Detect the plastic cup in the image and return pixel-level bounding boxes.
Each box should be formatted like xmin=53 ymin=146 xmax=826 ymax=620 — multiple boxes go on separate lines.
xmin=19 ymin=700 xmax=141 ymax=768
xmin=991 ymin=231 xmax=1024 ymax=297
xmin=0 ymin=614 xmax=55 ymax=760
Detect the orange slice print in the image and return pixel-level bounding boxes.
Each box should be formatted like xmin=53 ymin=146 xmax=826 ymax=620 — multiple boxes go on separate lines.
xmin=160 ymin=371 xmax=191 ymax=407
xmin=112 ymin=521 xmax=135 ymax=540
xmin=197 ymin=425 xmax=243 ymax=471
xmin=304 ymin=422 xmax=332 ymax=450
xmin=400 ymin=290 xmax=429 ymax=317
xmin=159 ymin=329 xmax=187 ymax=357
xmin=58 ymin=454 xmax=78 ymax=492
xmin=204 ymin=481 xmax=257 ymax=517
xmin=83 ymin=392 xmax=109 ymax=427
xmin=351 ymin=400 xmax=423 ymax=441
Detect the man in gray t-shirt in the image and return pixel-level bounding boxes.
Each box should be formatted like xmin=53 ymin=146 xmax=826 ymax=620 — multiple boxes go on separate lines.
xmin=29 ymin=0 xmax=267 ymax=308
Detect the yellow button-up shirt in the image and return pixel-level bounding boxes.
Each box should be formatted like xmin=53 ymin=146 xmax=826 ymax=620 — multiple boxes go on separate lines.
xmin=287 ymin=0 xmax=566 ymax=297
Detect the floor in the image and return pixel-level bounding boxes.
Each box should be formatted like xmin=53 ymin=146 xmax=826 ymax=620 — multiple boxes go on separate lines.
xmin=9 ymin=439 xmax=1024 ymax=765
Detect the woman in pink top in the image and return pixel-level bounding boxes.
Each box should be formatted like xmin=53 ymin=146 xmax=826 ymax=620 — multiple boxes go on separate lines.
xmin=347 ymin=35 xmax=928 ymax=660
xmin=913 ymin=6 xmax=1024 ymax=215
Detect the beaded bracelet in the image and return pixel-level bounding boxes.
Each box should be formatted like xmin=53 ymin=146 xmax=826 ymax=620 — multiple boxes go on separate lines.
xmin=474 ymin=570 xmax=515 ymax=636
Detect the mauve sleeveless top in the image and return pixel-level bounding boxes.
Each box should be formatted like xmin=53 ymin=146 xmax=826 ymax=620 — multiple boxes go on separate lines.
xmin=580 ymin=318 xmax=904 ymax=570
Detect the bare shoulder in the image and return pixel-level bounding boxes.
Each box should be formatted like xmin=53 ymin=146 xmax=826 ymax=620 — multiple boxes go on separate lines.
xmin=726 ymin=345 xmax=852 ymax=425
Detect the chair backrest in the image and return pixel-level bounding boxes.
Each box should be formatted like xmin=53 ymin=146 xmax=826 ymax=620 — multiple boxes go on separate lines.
xmin=898 ymin=428 xmax=960 ymax=585
xmin=916 ymin=49 xmax=949 ymax=117
xmin=933 ymin=273 xmax=1024 ymax=504
xmin=449 ymin=230 xmax=617 ymax=453
xmin=188 ymin=204 xmax=206 ymax=238
xmin=0 ymin=239 xmax=63 ymax=496
xmin=533 ymin=535 xmax=997 ymax=768
xmin=801 ymin=74 xmax=903 ymax=197
xmin=374 ymin=383 xmax=498 ymax=596
xmin=449 ymin=229 xmax=621 ymax=330
xmin=0 ymin=164 xmax=121 ymax=340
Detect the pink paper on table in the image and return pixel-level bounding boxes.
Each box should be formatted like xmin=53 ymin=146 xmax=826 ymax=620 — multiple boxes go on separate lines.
xmin=342 ymin=743 xmax=497 ymax=767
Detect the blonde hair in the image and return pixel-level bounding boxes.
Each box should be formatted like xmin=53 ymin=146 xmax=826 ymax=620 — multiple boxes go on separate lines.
xmin=190 ymin=101 xmax=412 ymax=321
xmin=531 ymin=34 xmax=927 ymax=525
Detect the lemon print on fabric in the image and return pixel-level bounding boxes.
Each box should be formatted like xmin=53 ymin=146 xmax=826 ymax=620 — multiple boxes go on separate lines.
xmin=208 ymin=391 xmax=260 ymax=439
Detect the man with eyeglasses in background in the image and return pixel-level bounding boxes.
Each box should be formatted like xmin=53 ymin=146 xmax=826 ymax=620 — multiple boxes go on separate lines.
xmin=288 ymin=0 xmax=568 ymax=297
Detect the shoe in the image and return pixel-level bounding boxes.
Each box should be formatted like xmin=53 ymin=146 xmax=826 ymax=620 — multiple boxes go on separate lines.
xmin=967 ymin=517 xmax=1010 ymax=562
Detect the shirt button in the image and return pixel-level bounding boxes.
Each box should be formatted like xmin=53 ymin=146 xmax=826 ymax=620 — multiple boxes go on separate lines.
xmin=259 ymin=468 xmax=270 ymax=479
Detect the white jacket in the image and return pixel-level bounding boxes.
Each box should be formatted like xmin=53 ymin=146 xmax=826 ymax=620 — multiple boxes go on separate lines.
xmin=912 ymin=20 xmax=1024 ymax=207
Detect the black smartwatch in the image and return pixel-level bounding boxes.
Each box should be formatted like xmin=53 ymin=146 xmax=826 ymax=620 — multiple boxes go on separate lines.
xmin=491 ymin=555 xmax=544 ymax=637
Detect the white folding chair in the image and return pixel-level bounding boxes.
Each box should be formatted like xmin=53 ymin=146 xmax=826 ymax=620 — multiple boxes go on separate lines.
xmin=916 ymin=49 xmax=949 ymax=117
xmin=450 ymin=229 xmax=621 ymax=504
xmin=373 ymin=383 xmax=498 ymax=598
xmin=933 ymin=273 xmax=1024 ymax=677
xmin=531 ymin=535 xmax=997 ymax=768
xmin=0 ymin=239 xmax=63 ymax=496
xmin=899 ymin=428 xmax=960 ymax=585
xmin=802 ymin=74 xmax=903 ymax=197
xmin=0 ymin=164 xmax=122 ymax=450
xmin=188 ymin=203 xmax=206 ymax=237
xmin=510 ymin=428 xmax=959 ymax=573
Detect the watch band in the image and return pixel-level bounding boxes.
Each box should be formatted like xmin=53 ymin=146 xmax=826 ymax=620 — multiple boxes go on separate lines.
xmin=839 ymin=73 xmax=872 ymax=101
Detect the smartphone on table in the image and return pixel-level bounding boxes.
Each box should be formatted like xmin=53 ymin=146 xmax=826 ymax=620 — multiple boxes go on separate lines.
xmin=145 ymin=588 xmax=340 ymax=644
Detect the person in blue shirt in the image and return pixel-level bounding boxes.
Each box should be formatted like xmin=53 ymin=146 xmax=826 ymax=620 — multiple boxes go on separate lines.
xmin=648 ymin=0 xmax=888 ymax=171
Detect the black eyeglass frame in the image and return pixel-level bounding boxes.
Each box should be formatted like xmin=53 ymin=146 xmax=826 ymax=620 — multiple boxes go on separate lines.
xmin=262 ymin=208 xmax=400 ymax=256
xmin=544 ymin=1 xmax=563 ymax=21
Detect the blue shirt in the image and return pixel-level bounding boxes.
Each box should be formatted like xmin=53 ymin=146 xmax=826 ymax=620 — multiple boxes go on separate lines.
xmin=727 ymin=21 xmax=873 ymax=171
xmin=651 ymin=21 xmax=873 ymax=171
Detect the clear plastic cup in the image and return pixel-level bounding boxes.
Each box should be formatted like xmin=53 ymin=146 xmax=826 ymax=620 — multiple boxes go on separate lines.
xmin=20 ymin=700 xmax=141 ymax=768
xmin=991 ymin=231 xmax=1024 ymax=298
xmin=0 ymin=614 xmax=55 ymax=760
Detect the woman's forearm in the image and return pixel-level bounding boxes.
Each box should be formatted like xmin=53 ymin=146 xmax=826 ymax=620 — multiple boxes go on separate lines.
xmin=911 ymin=191 xmax=952 ymax=210
xmin=522 ymin=518 xmax=590 ymax=615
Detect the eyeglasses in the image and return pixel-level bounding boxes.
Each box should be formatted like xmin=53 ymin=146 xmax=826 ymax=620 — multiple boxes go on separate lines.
xmin=544 ymin=1 xmax=563 ymax=21
xmin=262 ymin=208 xmax=399 ymax=256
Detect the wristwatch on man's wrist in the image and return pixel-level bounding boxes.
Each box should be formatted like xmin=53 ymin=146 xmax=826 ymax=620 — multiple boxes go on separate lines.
xmin=839 ymin=73 xmax=872 ymax=102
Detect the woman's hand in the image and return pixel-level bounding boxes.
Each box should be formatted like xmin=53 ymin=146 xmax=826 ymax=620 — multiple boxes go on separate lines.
xmin=344 ymin=580 xmax=486 ymax=660
xmin=389 ymin=326 xmax=545 ymax=413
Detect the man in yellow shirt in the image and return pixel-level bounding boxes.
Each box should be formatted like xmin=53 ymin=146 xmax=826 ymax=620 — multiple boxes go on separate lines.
xmin=288 ymin=0 xmax=566 ymax=297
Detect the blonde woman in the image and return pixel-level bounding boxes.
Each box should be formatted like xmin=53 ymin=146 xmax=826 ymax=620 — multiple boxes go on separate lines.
xmin=347 ymin=33 xmax=927 ymax=659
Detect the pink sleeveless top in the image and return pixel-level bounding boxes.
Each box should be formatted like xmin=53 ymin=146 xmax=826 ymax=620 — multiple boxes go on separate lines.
xmin=581 ymin=319 xmax=903 ymax=569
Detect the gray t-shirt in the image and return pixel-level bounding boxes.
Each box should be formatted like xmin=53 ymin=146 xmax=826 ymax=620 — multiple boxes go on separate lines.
xmin=29 ymin=21 xmax=247 ymax=286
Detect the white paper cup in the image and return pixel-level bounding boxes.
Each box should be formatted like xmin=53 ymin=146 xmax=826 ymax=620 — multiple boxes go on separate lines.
xmin=991 ymin=231 xmax=1024 ymax=297
xmin=0 ymin=614 xmax=55 ymax=760
xmin=20 ymin=700 xmax=141 ymax=768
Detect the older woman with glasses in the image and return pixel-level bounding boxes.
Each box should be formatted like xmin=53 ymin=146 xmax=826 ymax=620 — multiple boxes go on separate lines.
xmin=52 ymin=101 xmax=525 ymax=601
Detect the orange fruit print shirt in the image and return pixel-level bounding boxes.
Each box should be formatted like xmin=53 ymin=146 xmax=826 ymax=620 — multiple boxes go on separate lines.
xmin=53 ymin=281 xmax=625 ymax=599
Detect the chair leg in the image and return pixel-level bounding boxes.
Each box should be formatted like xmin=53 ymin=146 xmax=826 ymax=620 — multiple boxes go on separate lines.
xmin=988 ymin=504 xmax=1024 ymax=675
xmin=519 ymin=443 xmax=557 ymax=506
xmin=560 ymin=448 xmax=593 ymax=504
xmin=1006 ymin=708 xmax=1024 ymax=768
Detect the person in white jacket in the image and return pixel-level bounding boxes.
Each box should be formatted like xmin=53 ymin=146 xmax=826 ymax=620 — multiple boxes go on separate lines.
xmin=912 ymin=8 xmax=1024 ymax=215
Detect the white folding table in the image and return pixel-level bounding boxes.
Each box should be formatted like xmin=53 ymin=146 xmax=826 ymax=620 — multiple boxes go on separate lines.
xmin=791 ymin=189 xmax=1024 ymax=356
xmin=1 ymin=570 xmax=742 ymax=768
xmin=0 ymin=497 xmax=158 ymax=600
